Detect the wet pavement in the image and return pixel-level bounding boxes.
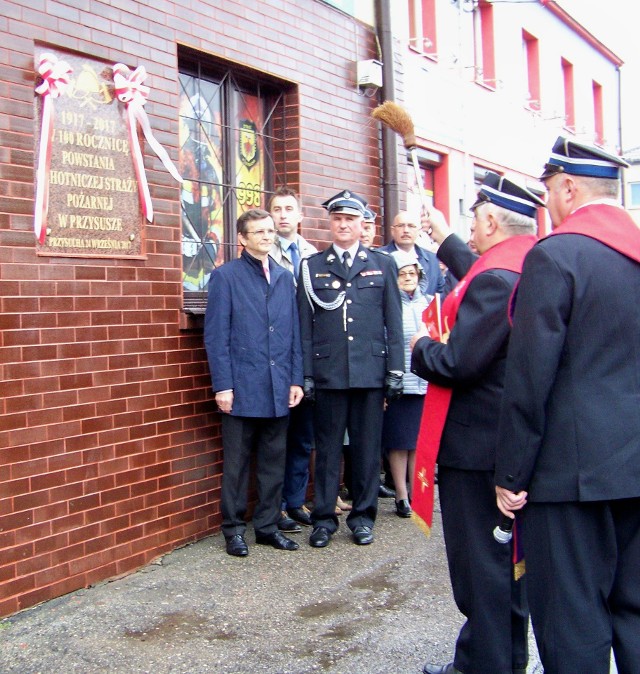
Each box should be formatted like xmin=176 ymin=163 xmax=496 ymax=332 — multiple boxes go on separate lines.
xmin=0 ymin=495 xmax=546 ymax=674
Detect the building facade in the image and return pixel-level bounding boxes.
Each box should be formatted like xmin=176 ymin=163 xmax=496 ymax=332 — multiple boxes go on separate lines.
xmin=0 ymin=0 xmax=625 ymax=618
xmin=390 ymin=0 xmax=623 ymax=240
xmin=0 ymin=0 xmax=380 ymax=617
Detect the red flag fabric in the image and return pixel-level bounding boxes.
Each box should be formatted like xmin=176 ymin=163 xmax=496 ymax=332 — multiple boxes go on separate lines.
xmin=411 ymin=235 xmax=537 ymax=534
xmin=423 ymin=294 xmax=442 ymax=341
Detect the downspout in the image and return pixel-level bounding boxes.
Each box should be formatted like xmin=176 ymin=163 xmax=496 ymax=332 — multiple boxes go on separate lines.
xmin=617 ymin=65 xmax=625 ymax=207
xmin=375 ymin=0 xmax=400 ymax=240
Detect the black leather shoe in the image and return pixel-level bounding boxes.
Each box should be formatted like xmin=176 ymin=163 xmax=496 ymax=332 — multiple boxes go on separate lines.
xmin=309 ymin=526 xmax=331 ymax=548
xmin=378 ymin=483 xmax=396 ymax=498
xmin=423 ymin=663 xmax=461 ymax=674
xmin=225 ymin=534 xmax=248 ymax=557
xmin=288 ymin=505 xmax=313 ymax=526
xmin=352 ymin=525 xmax=374 ymax=545
xmin=278 ymin=511 xmax=302 ymax=532
xmin=255 ymin=530 xmax=299 ymax=550
xmin=395 ymin=499 xmax=412 ymax=518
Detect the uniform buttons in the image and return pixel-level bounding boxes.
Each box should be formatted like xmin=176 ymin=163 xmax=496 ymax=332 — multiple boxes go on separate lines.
xmin=346 ymin=282 xmax=352 ymax=288
xmin=270 ymin=360 xmax=275 ymax=366
xmin=348 ymin=317 xmax=353 ymax=322
xmin=269 ymin=326 xmax=274 ymax=332
xmin=348 ymin=336 xmax=354 ymax=341
xmin=347 ymin=299 xmax=352 ymax=304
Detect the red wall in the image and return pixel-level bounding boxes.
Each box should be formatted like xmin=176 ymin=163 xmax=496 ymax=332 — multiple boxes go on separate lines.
xmin=0 ymin=0 xmax=380 ymax=617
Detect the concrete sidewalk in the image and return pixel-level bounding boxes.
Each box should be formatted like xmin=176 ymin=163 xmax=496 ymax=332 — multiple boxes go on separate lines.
xmin=0 ymin=497 xmax=543 ymax=674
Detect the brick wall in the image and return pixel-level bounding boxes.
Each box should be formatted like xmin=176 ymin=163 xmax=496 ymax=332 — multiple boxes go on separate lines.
xmin=0 ymin=0 xmax=380 ymax=617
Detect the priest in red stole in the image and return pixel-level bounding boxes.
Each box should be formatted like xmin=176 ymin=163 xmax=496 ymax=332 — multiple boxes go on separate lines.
xmin=410 ymin=172 xmax=544 ymax=674
xmin=495 ymin=137 xmax=640 ymax=674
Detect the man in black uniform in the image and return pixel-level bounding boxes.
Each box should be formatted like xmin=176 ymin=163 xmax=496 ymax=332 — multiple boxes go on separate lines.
xmin=298 ymin=190 xmax=404 ymax=548
xmin=411 ymin=173 xmax=544 ymax=674
xmin=495 ymin=138 xmax=640 ymax=673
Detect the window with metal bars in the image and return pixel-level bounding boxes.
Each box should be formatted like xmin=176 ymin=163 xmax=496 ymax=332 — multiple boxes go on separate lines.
xmin=178 ymin=49 xmax=290 ymax=313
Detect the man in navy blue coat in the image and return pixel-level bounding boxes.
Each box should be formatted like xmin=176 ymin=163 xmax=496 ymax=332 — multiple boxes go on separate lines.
xmin=205 ymin=208 xmax=304 ymax=557
xmin=379 ymin=210 xmax=445 ymax=298
xmin=495 ymin=138 xmax=640 ymax=673
xmin=298 ymin=190 xmax=404 ymax=548
xmin=411 ymin=174 xmax=544 ymax=674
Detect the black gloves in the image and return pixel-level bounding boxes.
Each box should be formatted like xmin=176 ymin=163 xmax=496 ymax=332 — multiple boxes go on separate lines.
xmin=303 ymin=376 xmax=315 ymax=403
xmin=384 ymin=371 xmax=403 ymax=401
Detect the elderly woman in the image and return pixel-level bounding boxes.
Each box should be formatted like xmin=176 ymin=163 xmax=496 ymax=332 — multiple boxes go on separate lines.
xmin=382 ymin=250 xmax=430 ymax=517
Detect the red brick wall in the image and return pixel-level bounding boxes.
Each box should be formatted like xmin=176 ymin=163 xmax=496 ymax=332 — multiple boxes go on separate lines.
xmin=0 ymin=0 xmax=381 ymax=616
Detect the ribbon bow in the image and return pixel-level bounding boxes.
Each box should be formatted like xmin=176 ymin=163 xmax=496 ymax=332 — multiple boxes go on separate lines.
xmin=34 ymin=53 xmax=72 ymax=243
xmin=112 ymin=63 xmax=182 ymax=222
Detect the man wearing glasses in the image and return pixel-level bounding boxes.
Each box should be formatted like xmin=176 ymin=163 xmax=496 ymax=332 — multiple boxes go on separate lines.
xmin=204 ymin=208 xmax=304 ymax=557
xmin=380 ymin=211 xmax=445 ymax=298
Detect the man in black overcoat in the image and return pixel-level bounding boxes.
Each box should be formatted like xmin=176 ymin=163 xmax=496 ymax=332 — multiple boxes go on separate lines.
xmin=411 ymin=174 xmax=544 ymax=674
xmin=495 ymin=137 xmax=640 ymax=673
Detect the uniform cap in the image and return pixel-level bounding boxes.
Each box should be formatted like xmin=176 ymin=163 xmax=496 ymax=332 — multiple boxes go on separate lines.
xmin=539 ymin=136 xmax=628 ymax=180
xmin=470 ymin=171 xmax=545 ymax=219
xmin=322 ymin=190 xmax=367 ymax=217
xmin=363 ymin=207 xmax=377 ymax=222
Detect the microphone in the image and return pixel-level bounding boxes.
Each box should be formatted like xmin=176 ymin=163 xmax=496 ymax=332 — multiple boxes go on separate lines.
xmin=493 ymin=514 xmax=514 ymax=544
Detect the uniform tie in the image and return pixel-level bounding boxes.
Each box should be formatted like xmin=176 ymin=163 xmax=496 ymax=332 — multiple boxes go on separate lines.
xmin=289 ymin=241 xmax=301 ymax=276
xmin=342 ymin=250 xmax=351 ymax=271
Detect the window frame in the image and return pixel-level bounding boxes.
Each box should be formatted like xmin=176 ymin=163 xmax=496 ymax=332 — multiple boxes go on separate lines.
xmin=408 ymin=0 xmax=438 ymax=60
xmin=177 ymin=49 xmax=292 ymax=313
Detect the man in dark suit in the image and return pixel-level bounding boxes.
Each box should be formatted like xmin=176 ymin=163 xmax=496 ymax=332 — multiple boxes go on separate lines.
xmin=410 ymin=173 xmax=544 ymax=674
xmin=298 ymin=190 xmax=404 ymax=548
xmin=495 ymin=137 xmax=640 ymax=673
xmin=268 ymin=187 xmax=317 ymax=532
xmin=379 ymin=210 xmax=445 ymax=298
xmin=205 ymin=208 xmax=304 ymax=557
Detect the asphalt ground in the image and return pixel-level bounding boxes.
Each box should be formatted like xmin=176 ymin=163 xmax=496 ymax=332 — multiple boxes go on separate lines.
xmin=0 ymin=493 xmax=547 ymax=674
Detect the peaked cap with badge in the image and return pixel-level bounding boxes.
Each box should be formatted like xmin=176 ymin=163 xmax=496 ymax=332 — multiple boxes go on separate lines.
xmin=322 ymin=190 xmax=367 ymax=217
xmin=539 ymin=136 xmax=629 ymax=180
xmin=363 ymin=207 xmax=377 ymax=223
xmin=470 ymin=171 xmax=545 ymax=219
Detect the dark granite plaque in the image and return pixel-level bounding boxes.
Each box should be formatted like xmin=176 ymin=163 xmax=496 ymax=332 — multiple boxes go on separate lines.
xmin=35 ymin=47 xmax=145 ymax=258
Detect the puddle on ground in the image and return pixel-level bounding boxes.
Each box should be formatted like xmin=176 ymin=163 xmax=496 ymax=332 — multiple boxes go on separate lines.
xmin=123 ymin=611 xmax=238 ymax=642
xmin=296 ymin=598 xmax=351 ymax=618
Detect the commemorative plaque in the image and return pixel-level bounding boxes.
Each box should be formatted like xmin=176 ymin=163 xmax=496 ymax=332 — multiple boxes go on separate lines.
xmin=34 ymin=47 xmax=144 ymax=258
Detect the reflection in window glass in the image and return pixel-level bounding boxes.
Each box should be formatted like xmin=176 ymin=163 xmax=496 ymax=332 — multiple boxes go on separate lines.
xmin=178 ymin=60 xmax=287 ymax=297
xmin=234 ymin=91 xmax=264 ymax=215
xmin=179 ymin=75 xmax=225 ymax=291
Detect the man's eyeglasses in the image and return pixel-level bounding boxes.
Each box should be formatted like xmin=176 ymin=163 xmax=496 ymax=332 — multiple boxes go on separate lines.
xmin=392 ymin=223 xmax=418 ymax=230
xmin=244 ymin=229 xmax=276 ymax=237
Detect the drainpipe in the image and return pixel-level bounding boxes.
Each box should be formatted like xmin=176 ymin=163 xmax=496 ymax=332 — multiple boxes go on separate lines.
xmin=375 ymin=0 xmax=399 ymax=240
xmin=617 ymin=65 xmax=625 ymax=207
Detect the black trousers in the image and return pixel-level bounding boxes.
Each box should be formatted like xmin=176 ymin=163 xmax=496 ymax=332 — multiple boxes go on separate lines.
xmin=522 ymin=498 xmax=640 ymax=674
xmin=220 ymin=414 xmax=288 ymax=539
xmin=439 ymin=467 xmax=529 ymax=674
xmin=312 ymin=388 xmax=385 ymax=533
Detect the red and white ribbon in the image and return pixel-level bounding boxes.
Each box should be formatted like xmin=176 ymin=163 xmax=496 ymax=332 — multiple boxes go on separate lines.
xmin=113 ymin=63 xmax=182 ymax=223
xmin=34 ymin=53 xmax=72 ymax=243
